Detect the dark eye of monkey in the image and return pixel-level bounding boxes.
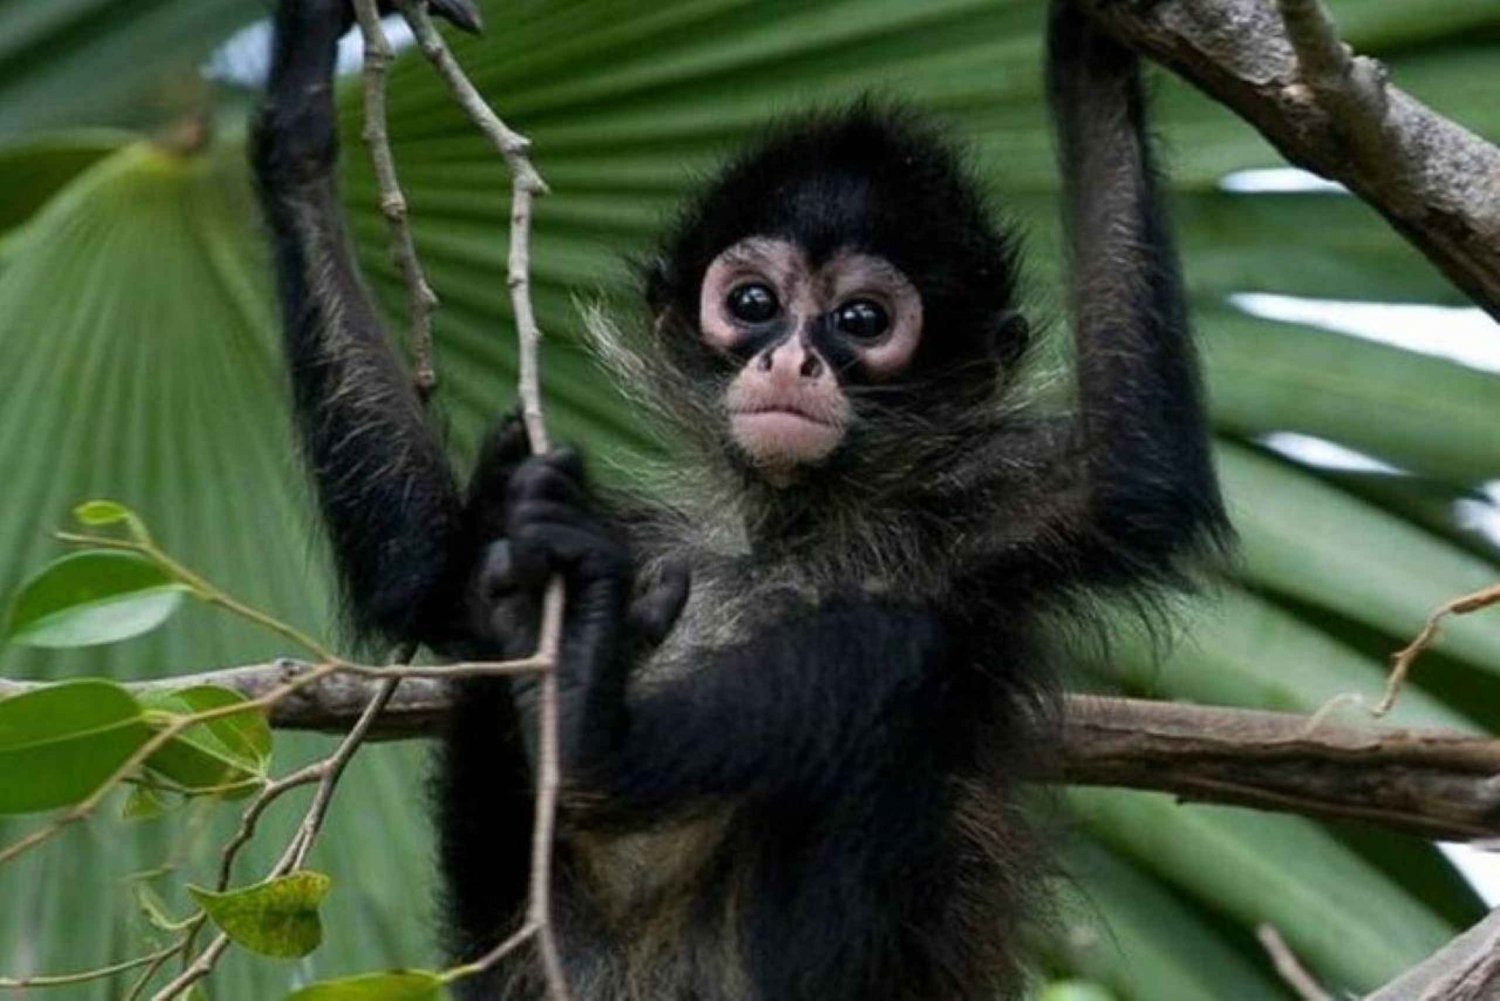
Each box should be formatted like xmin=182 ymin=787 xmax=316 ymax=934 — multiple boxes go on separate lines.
xmin=726 ymin=283 xmax=779 ymax=324
xmin=832 ymin=299 xmax=889 ymax=340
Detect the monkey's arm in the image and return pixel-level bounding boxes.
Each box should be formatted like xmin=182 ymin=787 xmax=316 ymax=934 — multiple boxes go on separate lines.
xmin=1041 ymin=1 xmax=1230 ymax=585
xmin=251 ymin=0 xmax=474 ymax=645
xmin=575 ymin=599 xmax=949 ymax=821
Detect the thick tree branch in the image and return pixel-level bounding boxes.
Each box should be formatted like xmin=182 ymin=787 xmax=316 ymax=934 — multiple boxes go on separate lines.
xmin=1365 ymin=906 xmax=1500 ymax=1000
xmin=8 ymin=669 xmax=1498 ymax=841
xmin=1060 ymin=695 xmax=1500 ymax=840
xmin=1075 ymin=0 xmax=1500 ymax=320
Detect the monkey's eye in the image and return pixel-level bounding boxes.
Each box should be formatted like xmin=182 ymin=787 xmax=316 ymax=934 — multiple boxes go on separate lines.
xmin=726 ymin=283 xmax=779 ymax=324
xmin=832 ymin=299 xmax=890 ymax=341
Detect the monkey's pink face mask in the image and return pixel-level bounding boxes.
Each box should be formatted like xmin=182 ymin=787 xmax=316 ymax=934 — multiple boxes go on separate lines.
xmin=699 ymin=237 xmax=923 ymax=482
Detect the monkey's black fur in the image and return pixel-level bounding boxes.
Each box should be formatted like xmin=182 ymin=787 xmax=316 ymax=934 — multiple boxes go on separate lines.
xmin=252 ymin=2 xmax=1228 ymax=998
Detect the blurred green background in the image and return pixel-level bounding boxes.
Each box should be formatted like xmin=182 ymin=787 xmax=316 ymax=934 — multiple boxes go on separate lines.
xmin=1 ymin=1 xmax=1498 ymax=997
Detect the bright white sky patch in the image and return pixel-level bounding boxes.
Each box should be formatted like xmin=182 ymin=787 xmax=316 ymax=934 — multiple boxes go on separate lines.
xmin=1231 ymin=293 xmax=1500 ymax=375
xmin=204 ymin=15 xmax=413 ymax=89
xmin=1455 ymin=482 xmax=1500 ymax=550
xmin=1441 ymin=843 xmax=1500 ymax=908
xmin=1258 ymin=432 xmax=1405 ymax=475
xmin=1219 ymin=168 xmax=1348 ymax=194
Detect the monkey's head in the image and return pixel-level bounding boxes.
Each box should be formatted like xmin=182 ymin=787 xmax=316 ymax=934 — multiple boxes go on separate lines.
xmin=642 ymin=104 xmax=1027 ymax=486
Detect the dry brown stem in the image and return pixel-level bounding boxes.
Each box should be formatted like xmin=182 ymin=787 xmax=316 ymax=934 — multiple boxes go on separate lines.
xmin=351 ymin=0 xmax=439 ymax=398
xmin=1257 ymin=923 xmax=1333 ymax=1001
xmin=1378 ymin=583 xmax=1500 ymax=716
xmin=398 ymin=4 xmax=568 ymax=996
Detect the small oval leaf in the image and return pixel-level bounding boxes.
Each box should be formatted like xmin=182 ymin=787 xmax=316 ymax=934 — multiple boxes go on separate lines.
xmin=122 ymin=784 xmax=169 ymax=820
xmin=285 ymin=970 xmax=446 ymax=1001
xmin=4 ymin=550 xmax=189 ymax=648
xmin=190 ymin=871 xmax=331 ymax=958
xmin=0 ymin=679 xmax=150 ymax=814
xmin=140 ymin=685 xmax=272 ymax=796
xmin=73 ymin=500 xmax=134 ymax=527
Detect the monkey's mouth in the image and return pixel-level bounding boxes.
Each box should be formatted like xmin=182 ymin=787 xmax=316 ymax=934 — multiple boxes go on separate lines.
xmin=729 ymin=407 xmax=845 ymax=467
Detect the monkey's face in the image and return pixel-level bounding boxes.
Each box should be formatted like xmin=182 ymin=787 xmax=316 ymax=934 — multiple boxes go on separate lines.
xmin=698 ymin=236 xmax=923 ymax=481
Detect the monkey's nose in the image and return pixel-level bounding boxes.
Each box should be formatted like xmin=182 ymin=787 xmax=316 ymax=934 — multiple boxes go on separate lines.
xmin=758 ymin=341 xmax=827 ymax=382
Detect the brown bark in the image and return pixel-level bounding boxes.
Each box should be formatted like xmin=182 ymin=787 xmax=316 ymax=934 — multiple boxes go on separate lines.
xmin=10 ymin=667 xmax=1499 ymax=841
xmin=1076 ymin=0 xmax=1500 ymax=320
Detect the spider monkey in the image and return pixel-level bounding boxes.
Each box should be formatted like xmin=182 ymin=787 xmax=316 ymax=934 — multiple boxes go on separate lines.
xmin=251 ymin=1 xmax=1228 ymax=998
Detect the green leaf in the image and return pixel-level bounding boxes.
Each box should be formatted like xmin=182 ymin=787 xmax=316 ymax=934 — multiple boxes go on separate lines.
xmin=121 ymin=783 xmax=169 ymax=820
xmin=0 ymin=130 xmax=127 ymax=237
xmin=4 ymin=549 xmax=189 ymax=648
xmin=133 ymin=883 xmax=198 ymax=933
xmin=1202 ymin=308 xmax=1500 ymax=488
xmin=1220 ymin=443 xmax=1500 ymax=672
xmin=1101 ymin=585 xmax=1473 ymax=731
xmin=138 ymin=685 xmax=271 ymax=796
xmin=1069 ymin=789 xmax=1454 ymax=992
xmin=286 ymin=970 xmax=447 ymax=1001
xmin=0 ymin=3 xmax=264 ymax=136
xmin=0 ymin=679 xmax=149 ymax=814
xmin=1038 ymin=983 xmax=1117 ymax=1001
xmin=190 ymin=871 xmax=332 ymax=959
xmin=73 ymin=499 xmax=135 ymax=526
xmin=1052 ymin=837 xmax=1284 ymax=1000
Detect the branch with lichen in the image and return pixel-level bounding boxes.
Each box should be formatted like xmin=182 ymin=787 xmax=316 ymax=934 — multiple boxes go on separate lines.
xmin=1074 ymin=0 xmax=1500 ymax=320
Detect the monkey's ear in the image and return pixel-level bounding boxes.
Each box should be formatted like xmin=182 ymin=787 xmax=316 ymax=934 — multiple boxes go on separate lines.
xmin=642 ymin=256 xmax=676 ymax=314
xmin=992 ymin=310 xmax=1031 ymax=367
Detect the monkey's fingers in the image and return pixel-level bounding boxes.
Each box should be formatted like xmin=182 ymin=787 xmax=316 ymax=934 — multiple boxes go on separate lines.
xmin=507 ymin=501 xmax=629 ymax=583
xmin=627 ymin=559 xmax=690 ymax=648
xmin=470 ymin=408 xmax=531 ymax=487
xmin=505 ymin=451 xmax=588 ymax=510
xmin=477 ymin=539 xmax=542 ymax=600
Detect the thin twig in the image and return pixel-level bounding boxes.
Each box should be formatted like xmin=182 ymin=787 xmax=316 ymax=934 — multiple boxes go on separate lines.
xmin=1257 ymin=923 xmax=1333 ymax=1001
xmin=446 ymin=921 xmax=541 ymax=983
xmin=0 ymin=944 xmax=181 ymax=990
xmin=124 ymin=945 xmax=182 ymax=1001
xmin=216 ymin=761 xmax=326 ymax=890
xmin=398 ymin=6 xmax=568 ymax=996
xmin=288 ymin=674 xmax=402 ymax=869
xmin=150 ymin=933 xmax=230 ymax=1001
xmin=1377 ymin=583 xmax=1500 ymax=716
xmin=351 ymin=0 xmax=439 ymax=400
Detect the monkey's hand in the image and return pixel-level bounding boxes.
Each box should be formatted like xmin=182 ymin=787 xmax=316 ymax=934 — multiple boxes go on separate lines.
xmin=468 ymin=415 xmax=687 ymax=656
xmin=477 ymin=448 xmax=687 ymax=772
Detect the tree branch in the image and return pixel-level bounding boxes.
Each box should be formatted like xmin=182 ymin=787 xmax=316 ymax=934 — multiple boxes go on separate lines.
xmin=1365 ymin=906 xmax=1500 ymax=1000
xmin=1076 ymin=0 xmax=1500 ymax=320
xmin=1060 ymin=696 xmax=1500 ymax=840
xmin=9 ymin=669 xmax=1497 ymax=841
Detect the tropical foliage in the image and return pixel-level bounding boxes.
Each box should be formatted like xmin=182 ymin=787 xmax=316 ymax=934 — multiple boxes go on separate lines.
xmin=1 ymin=1 xmax=1497 ymax=997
